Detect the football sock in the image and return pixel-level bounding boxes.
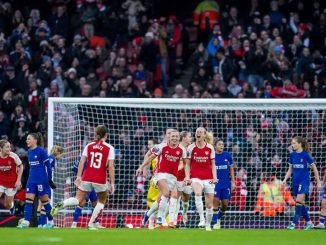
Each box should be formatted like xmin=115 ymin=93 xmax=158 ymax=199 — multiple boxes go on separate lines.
xmin=63 ymin=197 xmax=79 ymax=207
xmin=88 ymin=202 xmax=104 ymax=225
xmin=73 ymin=206 xmax=83 ymax=222
xmin=195 ymin=196 xmax=204 ymax=221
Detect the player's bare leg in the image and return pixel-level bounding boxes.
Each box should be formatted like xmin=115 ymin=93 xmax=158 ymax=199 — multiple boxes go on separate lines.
xmin=88 ymin=191 xmax=107 ymax=230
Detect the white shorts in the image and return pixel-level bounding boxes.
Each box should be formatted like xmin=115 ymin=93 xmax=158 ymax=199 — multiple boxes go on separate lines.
xmin=176 ymin=181 xmax=192 ymax=195
xmin=79 ymin=181 xmax=108 ymax=193
xmin=191 ymin=178 xmax=215 ymax=194
xmin=0 ymin=185 xmax=17 ymax=196
xmin=152 ymin=173 xmax=177 ymax=191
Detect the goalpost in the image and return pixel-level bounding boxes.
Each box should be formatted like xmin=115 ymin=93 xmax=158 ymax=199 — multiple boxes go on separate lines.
xmin=48 ymin=98 xmax=325 ymax=229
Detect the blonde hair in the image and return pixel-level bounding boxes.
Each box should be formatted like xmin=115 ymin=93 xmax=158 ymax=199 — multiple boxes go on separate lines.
xmin=50 ymin=145 xmax=64 ymax=156
xmin=205 ymin=131 xmax=214 ymax=145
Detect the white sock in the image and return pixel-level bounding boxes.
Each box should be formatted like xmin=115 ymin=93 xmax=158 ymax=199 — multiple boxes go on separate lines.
xmin=175 ymin=197 xmax=181 ymax=220
xmin=88 ymin=202 xmax=104 ymax=226
xmin=182 ymin=201 xmax=189 ymax=214
xmin=63 ymin=197 xmax=79 ymax=207
xmin=157 ymin=196 xmax=168 ymax=218
xmin=195 ymin=196 xmax=204 ymax=221
xmin=169 ymin=198 xmax=178 ymax=223
xmin=206 ymin=208 xmax=213 ymax=226
xmin=147 ymin=201 xmax=158 ymax=217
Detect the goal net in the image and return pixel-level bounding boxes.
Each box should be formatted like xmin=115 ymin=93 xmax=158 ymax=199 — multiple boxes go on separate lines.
xmin=48 ymin=98 xmax=325 ymax=229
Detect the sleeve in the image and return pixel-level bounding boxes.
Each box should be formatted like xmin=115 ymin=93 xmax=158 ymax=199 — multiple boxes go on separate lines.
xmin=151 ymin=143 xmax=163 ymax=156
xmin=186 ymin=144 xmax=194 ymax=159
xmin=10 ymin=152 xmax=22 ymax=166
xmin=306 ymin=153 xmax=314 ymax=166
xmin=228 ymin=152 xmax=234 ymax=166
xmin=108 ymin=145 xmax=115 ymax=160
xmin=82 ymin=145 xmax=88 ymax=157
xmin=209 ymin=144 xmax=215 ymax=159
xmin=182 ymin=146 xmax=187 ymax=159
xmin=41 ymin=149 xmax=52 ymax=180
xmin=288 ymin=153 xmax=293 ymax=165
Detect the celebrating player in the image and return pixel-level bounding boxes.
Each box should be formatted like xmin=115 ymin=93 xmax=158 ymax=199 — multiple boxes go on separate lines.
xmin=211 ymin=139 xmax=235 ymax=229
xmin=136 ymin=130 xmax=187 ymax=226
xmin=51 ymin=125 xmax=115 ymax=230
xmin=37 ymin=145 xmax=64 ymax=227
xmin=17 ymin=133 xmax=55 ymax=228
xmin=282 ymin=136 xmax=322 ymax=230
xmin=169 ymin=131 xmax=193 ymax=227
xmin=0 ymin=140 xmax=23 ymax=213
xmin=316 ymin=173 xmax=326 ymax=229
xmin=185 ymin=127 xmax=217 ymax=231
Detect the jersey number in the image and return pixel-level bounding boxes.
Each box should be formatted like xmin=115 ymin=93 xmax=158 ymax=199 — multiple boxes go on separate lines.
xmin=90 ymin=152 xmax=103 ymax=169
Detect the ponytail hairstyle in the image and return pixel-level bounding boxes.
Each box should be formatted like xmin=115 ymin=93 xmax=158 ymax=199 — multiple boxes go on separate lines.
xmin=293 ymin=136 xmax=310 ymax=153
xmin=50 ymin=145 xmax=64 ymax=156
xmin=95 ymin=125 xmax=108 ymax=141
xmin=205 ymin=131 xmax=214 ymax=145
xmin=29 ymin=132 xmax=44 ymax=147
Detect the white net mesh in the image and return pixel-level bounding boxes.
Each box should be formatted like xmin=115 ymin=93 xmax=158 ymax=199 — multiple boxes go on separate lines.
xmin=49 ymin=99 xmax=325 ymax=229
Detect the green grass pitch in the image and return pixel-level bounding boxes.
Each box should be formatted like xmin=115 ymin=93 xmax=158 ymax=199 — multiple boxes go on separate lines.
xmin=0 ymin=228 xmax=325 ymax=245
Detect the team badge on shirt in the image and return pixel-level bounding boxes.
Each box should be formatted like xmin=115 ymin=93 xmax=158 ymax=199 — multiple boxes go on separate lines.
xmin=152 ymin=147 xmax=160 ymax=154
xmin=176 ymin=151 xmax=180 ymax=155
xmin=205 ymin=151 xmax=209 ymax=155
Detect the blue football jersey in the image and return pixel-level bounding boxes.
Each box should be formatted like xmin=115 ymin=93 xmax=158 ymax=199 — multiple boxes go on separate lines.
xmin=288 ymin=150 xmax=314 ymax=185
xmin=215 ymin=151 xmax=233 ymax=189
xmin=27 ymin=146 xmax=51 ymax=183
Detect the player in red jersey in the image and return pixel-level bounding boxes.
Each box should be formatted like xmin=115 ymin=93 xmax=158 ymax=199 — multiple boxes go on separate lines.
xmin=185 ymin=127 xmax=217 ymax=231
xmin=168 ymin=131 xmax=193 ymax=227
xmin=0 ymin=140 xmax=23 ymax=213
xmin=51 ymin=125 xmax=115 ymax=229
xmin=136 ymin=130 xmax=187 ymax=226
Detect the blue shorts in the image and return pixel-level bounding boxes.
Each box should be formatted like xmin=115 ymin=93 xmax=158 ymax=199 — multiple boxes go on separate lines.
xmin=323 ymin=187 xmax=326 ymax=199
xmin=86 ymin=190 xmax=97 ymax=203
xmin=292 ymin=183 xmax=309 ymax=196
xmin=26 ymin=182 xmax=51 ymax=197
xmin=214 ymin=187 xmax=231 ymax=200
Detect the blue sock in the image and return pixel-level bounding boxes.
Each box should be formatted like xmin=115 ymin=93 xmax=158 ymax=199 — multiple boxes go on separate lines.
xmin=39 ymin=209 xmax=47 ymax=225
xmin=217 ymin=210 xmax=225 ymax=220
xmin=211 ymin=209 xmax=219 ymax=225
xmin=73 ymin=206 xmax=83 ymax=222
xmin=23 ymin=199 xmax=34 ymax=222
xmin=301 ymin=205 xmax=310 ymax=222
xmin=292 ymin=203 xmax=303 ymax=224
xmin=319 ymin=215 xmax=326 ymax=224
xmin=43 ymin=203 xmax=53 ymax=221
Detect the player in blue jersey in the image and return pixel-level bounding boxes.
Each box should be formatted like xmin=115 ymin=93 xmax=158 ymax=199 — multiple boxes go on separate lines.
xmin=37 ymin=145 xmax=64 ymax=227
xmin=70 ymin=158 xmax=102 ymax=228
xmin=283 ymin=136 xmax=322 ymax=230
xmin=316 ymin=173 xmax=326 ymax=229
xmin=211 ymin=139 xmax=235 ymax=229
xmin=17 ymin=133 xmax=56 ymax=228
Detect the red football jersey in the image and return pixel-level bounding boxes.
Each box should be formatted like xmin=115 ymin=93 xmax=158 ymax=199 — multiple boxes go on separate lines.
xmin=187 ymin=143 xmax=215 ymax=180
xmin=81 ymin=140 xmax=115 ymax=184
xmin=0 ymin=152 xmax=22 ymax=188
xmin=151 ymin=143 xmax=186 ymax=177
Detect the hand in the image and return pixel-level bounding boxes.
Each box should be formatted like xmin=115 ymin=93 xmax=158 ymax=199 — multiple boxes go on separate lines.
xmin=282 ymin=179 xmax=287 ymax=185
xmin=14 ymin=180 xmax=22 ymax=190
xmin=49 ymin=180 xmax=57 ymax=189
xmin=109 ymin=183 xmax=115 ymax=194
xmin=142 ymin=167 xmax=149 ymax=178
xmin=74 ymin=177 xmax=81 ymax=187
xmin=135 ymin=166 xmax=143 ymax=176
xmin=210 ymin=178 xmax=218 ymax=184
xmin=184 ymin=178 xmax=192 ymax=185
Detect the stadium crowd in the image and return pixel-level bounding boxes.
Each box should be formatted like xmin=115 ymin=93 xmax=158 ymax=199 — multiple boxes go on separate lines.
xmin=0 ymin=0 xmax=325 ymax=217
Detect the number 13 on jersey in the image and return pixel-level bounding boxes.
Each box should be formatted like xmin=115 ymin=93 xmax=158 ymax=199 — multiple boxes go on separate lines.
xmin=90 ymin=152 xmax=103 ymax=168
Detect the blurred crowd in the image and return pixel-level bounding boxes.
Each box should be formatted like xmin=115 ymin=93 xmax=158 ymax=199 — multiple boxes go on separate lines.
xmin=0 ymin=0 xmax=325 ymax=213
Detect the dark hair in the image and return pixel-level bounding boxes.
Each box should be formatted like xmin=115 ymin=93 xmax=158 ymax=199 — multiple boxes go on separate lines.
xmin=0 ymin=139 xmax=9 ymax=149
xmin=180 ymin=131 xmax=190 ymax=141
xmin=293 ymin=136 xmax=310 ymax=153
xmin=95 ymin=125 xmax=108 ymax=140
xmin=29 ymin=132 xmax=44 ymax=147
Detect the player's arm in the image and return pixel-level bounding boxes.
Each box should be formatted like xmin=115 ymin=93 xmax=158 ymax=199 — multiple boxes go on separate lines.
xmin=136 ymin=152 xmax=156 ymax=176
xmin=107 ymin=159 xmax=115 ymax=193
xmin=184 ymin=158 xmax=191 ymax=183
xmin=311 ymin=163 xmax=322 ymax=189
xmin=230 ymin=164 xmax=236 ymax=190
xmin=282 ymin=164 xmax=292 ymax=185
xmin=75 ymin=155 xmax=87 ymax=187
xmin=211 ymin=159 xmax=218 ymax=184
xmin=15 ymin=164 xmax=24 ymax=189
